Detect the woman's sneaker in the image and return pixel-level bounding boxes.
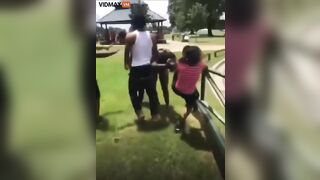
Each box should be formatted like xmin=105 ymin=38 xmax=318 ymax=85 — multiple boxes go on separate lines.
xmin=193 ymin=104 xmax=198 ymax=112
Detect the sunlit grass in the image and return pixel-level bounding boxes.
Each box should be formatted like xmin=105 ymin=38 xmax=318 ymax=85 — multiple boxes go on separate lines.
xmin=164 ymin=34 xmax=225 ymax=45
xmin=96 ymin=51 xmax=224 ymax=180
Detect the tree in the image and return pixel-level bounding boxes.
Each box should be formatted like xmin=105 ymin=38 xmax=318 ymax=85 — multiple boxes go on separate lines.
xmin=203 ymin=0 xmax=224 ymax=36
xmin=168 ymin=0 xmax=224 ymax=36
xmin=186 ymin=3 xmax=209 ymax=34
xmin=129 ymin=3 xmax=150 ymax=22
xmin=168 ymin=0 xmax=193 ymax=32
xmin=167 ymin=0 xmax=178 ymax=27
xmin=171 ymin=1 xmax=208 ymax=33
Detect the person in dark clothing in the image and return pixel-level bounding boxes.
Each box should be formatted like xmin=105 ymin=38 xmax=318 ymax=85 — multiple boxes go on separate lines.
xmin=72 ymin=0 xmax=118 ymax=135
xmin=154 ymin=49 xmax=176 ymax=107
xmin=138 ymin=49 xmax=176 ymax=108
xmin=124 ymin=14 xmax=161 ymax=122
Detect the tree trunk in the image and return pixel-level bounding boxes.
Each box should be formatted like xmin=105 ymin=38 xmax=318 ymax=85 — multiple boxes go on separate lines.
xmin=207 ymin=17 xmax=213 ymax=37
xmin=190 ymin=29 xmax=195 ymax=34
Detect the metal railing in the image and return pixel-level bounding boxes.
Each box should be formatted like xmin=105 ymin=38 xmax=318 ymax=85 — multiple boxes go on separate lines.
xmin=197 ymin=55 xmax=225 ymax=178
xmin=196 ymin=100 xmax=225 ymax=179
xmin=201 ymin=69 xmax=225 ymax=107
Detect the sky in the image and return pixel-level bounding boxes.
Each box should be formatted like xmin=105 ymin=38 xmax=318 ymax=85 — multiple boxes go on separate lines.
xmin=96 ymin=0 xmax=170 ymax=31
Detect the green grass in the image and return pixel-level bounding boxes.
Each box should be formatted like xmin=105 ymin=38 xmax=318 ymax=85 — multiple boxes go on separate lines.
xmin=96 ymin=51 xmax=224 ymax=180
xmin=164 ymin=34 xmax=225 ymax=45
xmin=188 ymin=37 xmax=225 ymax=45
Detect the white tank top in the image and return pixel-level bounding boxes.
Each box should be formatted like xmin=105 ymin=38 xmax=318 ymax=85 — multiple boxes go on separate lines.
xmin=131 ymin=30 xmax=153 ymax=67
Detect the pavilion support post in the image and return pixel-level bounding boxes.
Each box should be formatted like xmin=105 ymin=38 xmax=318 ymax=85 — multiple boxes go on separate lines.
xmin=161 ymin=21 xmax=163 ymax=33
xmin=105 ymin=23 xmax=110 ymax=43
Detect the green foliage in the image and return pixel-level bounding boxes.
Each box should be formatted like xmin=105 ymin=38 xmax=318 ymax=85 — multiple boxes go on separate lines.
xmin=186 ymin=3 xmax=209 ymax=32
xmin=205 ymin=0 xmax=225 ymax=36
xmin=174 ymin=2 xmax=208 ymax=33
xmin=175 ymin=11 xmax=187 ymax=31
xmin=167 ymin=0 xmax=177 ymax=26
xmin=129 ymin=3 xmax=151 ymax=22
xmin=168 ymin=0 xmax=225 ymax=35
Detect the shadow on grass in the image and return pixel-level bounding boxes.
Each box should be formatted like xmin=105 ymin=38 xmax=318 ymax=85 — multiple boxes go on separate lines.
xmin=97 ymin=110 xmax=124 ymax=131
xmin=137 ymin=103 xmax=182 ymax=132
xmin=101 ymin=110 xmax=124 ymax=117
xmin=96 ymin=117 xmax=109 ymax=131
xmin=180 ymin=128 xmax=211 ymax=151
xmin=179 ymin=111 xmax=211 ymax=151
xmin=136 ymin=119 xmax=169 ymax=132
xmin=139 ymin=103 xmax=211 ymax=151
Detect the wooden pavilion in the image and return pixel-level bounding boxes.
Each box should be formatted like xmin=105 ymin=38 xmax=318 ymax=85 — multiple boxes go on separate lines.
xmin=96 ymin=0 xmax=167 ymax=44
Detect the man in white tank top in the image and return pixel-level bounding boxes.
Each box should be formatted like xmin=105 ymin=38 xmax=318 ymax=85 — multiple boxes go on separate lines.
xmin=124 ymin=14 xmax=160 ymax=122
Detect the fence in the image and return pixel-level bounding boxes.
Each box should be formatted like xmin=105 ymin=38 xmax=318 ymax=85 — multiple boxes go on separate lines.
xmin=197 ymin=54 xmax=225 ymax=178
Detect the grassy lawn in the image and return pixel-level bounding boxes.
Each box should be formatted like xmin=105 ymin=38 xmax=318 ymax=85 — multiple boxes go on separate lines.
xmin=189 ymin=37 xmax=225 ymax=45
xmin=164 ymin=34 xmax=225 ymax=45
xmin=96 ymin=51 xmax=224 ymax=180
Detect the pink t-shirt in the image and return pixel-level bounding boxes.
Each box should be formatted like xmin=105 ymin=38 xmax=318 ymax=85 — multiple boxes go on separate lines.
xmin=175 ymin=62 xmax=205 ymax=94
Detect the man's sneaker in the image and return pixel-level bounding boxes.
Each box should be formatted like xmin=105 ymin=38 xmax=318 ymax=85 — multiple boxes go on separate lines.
xmin=136 ymin=111 xmax=145 ymax=125
xmin=151 ymin=114 xmax=161 ymax=121
xmin=136 ymin=111 xmax=145 ymax=122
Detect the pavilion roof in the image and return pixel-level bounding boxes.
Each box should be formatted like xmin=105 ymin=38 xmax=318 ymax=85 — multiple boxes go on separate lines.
xmin=97 ymin=8 xmax=166 ymax=24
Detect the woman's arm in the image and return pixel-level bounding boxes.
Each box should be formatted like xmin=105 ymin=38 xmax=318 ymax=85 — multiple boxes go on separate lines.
xmin=151 ymin=61 xmax=167 ymax=68
xmin=171 ymin=70 xmax=178 ymax=89
xmin=151 ymin=57 xmax=177 ymax=70
xmin=167 ymin=58 xmax=177 ymax=72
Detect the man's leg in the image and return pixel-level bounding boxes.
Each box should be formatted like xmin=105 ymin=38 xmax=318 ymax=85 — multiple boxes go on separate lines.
xmin=129 ymin=77 xmax=144 ymax=119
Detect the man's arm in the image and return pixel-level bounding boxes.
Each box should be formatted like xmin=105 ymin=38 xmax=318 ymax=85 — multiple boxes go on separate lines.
xmin=124 ymin=33 xmax=135 ymax=70
xmin=96 ymin=50 xmax=119 ymax=58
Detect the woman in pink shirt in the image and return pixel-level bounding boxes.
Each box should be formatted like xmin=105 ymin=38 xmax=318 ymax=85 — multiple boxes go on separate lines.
xmin=172 ymin=46 xmax=207 ymax=133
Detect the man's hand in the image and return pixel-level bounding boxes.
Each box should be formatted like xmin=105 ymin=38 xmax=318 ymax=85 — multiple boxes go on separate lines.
xmin=124 ymin=64 xmax=130 ymax=70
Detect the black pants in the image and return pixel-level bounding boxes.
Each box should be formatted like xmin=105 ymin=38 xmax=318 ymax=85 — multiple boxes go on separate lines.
xmin=155 ymin=69 xmax=169 ymax=106
xmin=172 ymin=86 xmax=199 ymax=109
xmin=129 ymin=65 xmax=159 ymax=116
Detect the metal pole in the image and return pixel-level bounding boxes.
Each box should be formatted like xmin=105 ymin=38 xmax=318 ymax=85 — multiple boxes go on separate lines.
xmin=200 ymin=71 xmax=206 ymax=100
